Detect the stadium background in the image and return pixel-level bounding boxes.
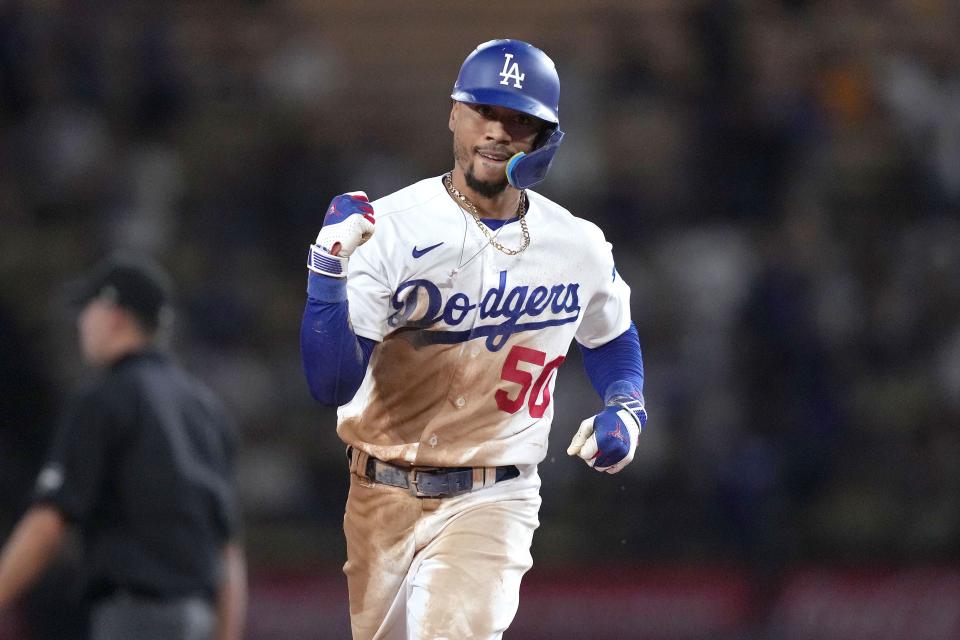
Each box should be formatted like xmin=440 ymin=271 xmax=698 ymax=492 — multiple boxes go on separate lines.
xmin=1 ymin=0 xmax=959 ymax=638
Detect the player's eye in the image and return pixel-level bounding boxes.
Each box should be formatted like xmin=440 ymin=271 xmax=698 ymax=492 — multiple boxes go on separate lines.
xmin=475 ymin=105 xmax=494 ymax=118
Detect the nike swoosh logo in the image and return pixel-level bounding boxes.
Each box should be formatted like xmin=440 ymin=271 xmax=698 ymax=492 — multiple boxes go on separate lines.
xmin=412 ymin=242 xmax=444 ymax=258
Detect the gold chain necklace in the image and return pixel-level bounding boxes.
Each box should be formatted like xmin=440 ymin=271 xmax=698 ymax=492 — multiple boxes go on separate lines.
xmin=443 ymin=173 xmax=530 ymax=256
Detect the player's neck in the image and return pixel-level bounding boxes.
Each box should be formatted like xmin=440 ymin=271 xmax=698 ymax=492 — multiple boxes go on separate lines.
xmin=449 ymin=171 xmax=522 ymax=220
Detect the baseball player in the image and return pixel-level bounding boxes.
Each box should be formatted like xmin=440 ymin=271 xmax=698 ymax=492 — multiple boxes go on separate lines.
xmin=301 ymin=39 xmax=646 ymax=639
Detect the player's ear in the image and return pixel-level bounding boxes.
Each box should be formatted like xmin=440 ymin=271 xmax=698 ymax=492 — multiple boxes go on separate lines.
xmin=449 ymin=101 xmax=459 ymax=133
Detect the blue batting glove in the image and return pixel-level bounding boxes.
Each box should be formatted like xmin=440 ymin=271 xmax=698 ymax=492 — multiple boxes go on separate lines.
xmin=567 ymin=389 xmax=646 ymax=474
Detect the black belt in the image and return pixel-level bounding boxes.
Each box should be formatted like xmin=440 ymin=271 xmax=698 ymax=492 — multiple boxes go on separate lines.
xmin=349 ymin=447 xmax=519 ymax=498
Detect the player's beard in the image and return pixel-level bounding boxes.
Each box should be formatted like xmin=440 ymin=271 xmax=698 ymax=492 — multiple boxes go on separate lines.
xmin=453 ymin=138 xmax=509 ymax=198
xmin=466 ymin=166 xmax=508 ymax=198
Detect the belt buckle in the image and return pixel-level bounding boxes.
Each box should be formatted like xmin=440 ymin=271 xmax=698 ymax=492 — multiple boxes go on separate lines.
xmin=409 ymin=468 xmax=427 ymax=497
xmin=409 ymin=467 xmax=473 ymax=498
xmin=409 ymin=467 xmax=442 ymax=498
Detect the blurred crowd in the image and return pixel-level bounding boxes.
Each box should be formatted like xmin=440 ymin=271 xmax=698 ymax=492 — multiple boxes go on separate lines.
xmin=2 ymin=0 xmax=959 ymax=608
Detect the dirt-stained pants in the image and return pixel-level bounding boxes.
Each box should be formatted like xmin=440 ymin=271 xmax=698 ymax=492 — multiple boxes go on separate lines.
xmin=343 ymin=465 xmax=541 ymax=640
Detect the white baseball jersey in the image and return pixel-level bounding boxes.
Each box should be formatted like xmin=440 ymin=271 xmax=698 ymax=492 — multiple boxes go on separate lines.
xmin=339 ymin=175 xmax=631 ymax=468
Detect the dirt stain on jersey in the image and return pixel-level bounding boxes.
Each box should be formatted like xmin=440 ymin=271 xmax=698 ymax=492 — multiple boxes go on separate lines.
xmin=341 ymin=331 xmax=557 ymax=467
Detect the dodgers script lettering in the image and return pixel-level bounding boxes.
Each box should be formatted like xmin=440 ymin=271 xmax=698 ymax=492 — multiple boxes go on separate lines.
xmin=387 ymin=270 xmax=581 ymax=351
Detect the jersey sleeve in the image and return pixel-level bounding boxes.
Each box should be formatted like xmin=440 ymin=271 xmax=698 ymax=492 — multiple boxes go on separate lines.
xmin=32 ymin=387 xmax=118 ymax=522
xmin=345 ymin=230 xmax=395 ymax=341
xmin=575 ymin=223 xmax=633 ymax=348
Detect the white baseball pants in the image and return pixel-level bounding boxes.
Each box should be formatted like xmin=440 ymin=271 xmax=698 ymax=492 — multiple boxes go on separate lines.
xmin=343 ymin=465 xmax=541 ymax=640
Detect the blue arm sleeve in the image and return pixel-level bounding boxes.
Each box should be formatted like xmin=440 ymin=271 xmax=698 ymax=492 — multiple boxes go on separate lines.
xmin=300 ymin=273 xmax=378 ymax=406
xmin=578 ymin=322 xmax=645 ymax=405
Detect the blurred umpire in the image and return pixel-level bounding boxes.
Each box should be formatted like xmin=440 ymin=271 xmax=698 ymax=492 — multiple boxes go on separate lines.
xmin=0 ymin=256 xmax=247 ymax=640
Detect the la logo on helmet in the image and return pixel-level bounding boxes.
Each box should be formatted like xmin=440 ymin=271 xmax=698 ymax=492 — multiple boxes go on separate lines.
xmin=499 ymin=53 xmax=525 ymax=88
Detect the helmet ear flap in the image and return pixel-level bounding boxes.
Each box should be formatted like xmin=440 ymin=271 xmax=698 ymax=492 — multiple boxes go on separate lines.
xmin=533 ymin=122 xmax=556 ymax=150
xmin=506 ymin=129 xmax=564 ymax=190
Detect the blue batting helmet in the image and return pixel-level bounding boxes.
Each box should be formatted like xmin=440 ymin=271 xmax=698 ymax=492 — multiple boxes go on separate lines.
xmin=451 ymin=39 xmax=560 ymax=125
xmin=451 ymin=39 xmax=564 ymax=189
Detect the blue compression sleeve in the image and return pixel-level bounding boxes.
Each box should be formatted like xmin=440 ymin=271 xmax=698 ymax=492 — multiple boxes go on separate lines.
xmin=579 ymin=322 xmax=645 ymax=404
xmin=300 ymin=273 xmax=377 ymax=406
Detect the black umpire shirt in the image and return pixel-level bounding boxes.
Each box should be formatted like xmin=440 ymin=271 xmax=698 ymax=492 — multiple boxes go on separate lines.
xmin=33 ymin=350 xmax=240 ymax=603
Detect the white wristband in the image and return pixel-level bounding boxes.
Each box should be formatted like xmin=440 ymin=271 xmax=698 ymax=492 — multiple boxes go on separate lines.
xmin=307 ymin=244 xmax=348 ymax=278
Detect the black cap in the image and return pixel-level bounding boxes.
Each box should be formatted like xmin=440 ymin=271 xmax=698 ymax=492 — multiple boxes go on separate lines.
xmin=70 ymin=255 xmax=173 ymax=331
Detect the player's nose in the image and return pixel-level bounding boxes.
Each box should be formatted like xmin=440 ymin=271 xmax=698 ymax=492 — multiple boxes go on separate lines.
xmin=484 ymin=117 xmax=512 ymax=143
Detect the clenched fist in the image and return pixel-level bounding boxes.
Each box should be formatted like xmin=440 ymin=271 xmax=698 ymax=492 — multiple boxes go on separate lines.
xmin=308 ymin=192 xmax=375 ymax=278
xmin=567 ymin=394 xmax=646 ymax=474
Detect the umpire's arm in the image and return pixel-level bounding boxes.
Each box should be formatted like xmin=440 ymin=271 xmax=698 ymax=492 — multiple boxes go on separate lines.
xmin=216 ymin=540 xmax=247 ymax=640
xmin=0 ymin=505 xmax=68 ymax=610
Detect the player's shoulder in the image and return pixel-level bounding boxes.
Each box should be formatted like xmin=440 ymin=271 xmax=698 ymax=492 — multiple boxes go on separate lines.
xmin=527 ymin=189 xmax=607 ymax=245
xmin=370 ymin=176 xmax=448 ymax=220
